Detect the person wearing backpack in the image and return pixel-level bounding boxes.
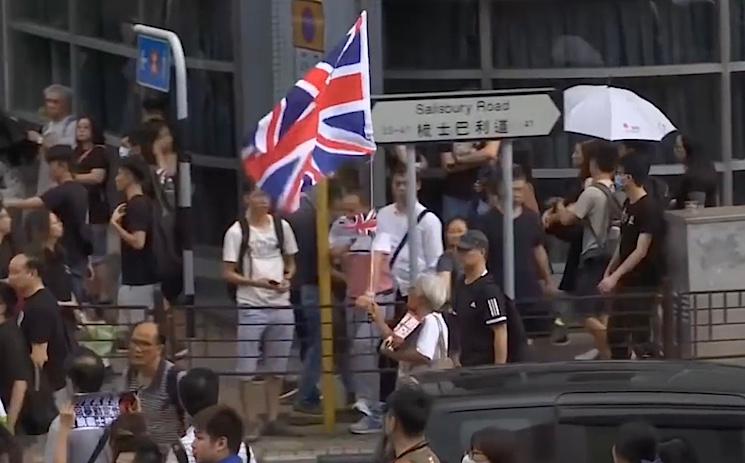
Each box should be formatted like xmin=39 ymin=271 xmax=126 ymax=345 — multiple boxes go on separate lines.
xmin=222 ymin=184 xmax=299 ymax=441
xmin=546 ymin=140 xmax=620 ymax=360
xmin=110 ymin=156 xmax=159 ymax=327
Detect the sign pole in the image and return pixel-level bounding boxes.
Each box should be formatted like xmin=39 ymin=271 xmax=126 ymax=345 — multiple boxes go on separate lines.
xmin=501 ymin=140 xmax=515 ymax=300
xmin=132 ymin=25 xmax=195 ymax=328
xmin=406 ymin=145 xmax=420 ymax=286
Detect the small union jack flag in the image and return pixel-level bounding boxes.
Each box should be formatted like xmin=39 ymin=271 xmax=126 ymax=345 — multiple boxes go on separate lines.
xmin=345 ymin=209 xmax=377 ymax=236
xmin=241 ymin=11 xmax=376 ymax=213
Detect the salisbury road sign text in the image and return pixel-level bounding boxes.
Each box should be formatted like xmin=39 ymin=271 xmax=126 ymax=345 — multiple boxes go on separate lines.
xmin=372 ymin=92 xmax=560 ymax=143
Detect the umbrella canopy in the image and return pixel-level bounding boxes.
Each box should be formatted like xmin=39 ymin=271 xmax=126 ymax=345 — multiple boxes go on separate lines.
xmin=563 ymin=85 xmax=677 ymax=141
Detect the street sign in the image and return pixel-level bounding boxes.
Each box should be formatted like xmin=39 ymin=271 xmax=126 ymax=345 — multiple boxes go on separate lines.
xmin=137 ymin=35 xmax=171 ymax=93
xmin=371 ymin=90 xmax=560 ymax=143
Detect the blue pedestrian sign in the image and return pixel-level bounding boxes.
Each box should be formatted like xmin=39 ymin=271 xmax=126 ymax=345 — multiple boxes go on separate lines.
xmin=137 ymin=35 xmax=171 ymax=93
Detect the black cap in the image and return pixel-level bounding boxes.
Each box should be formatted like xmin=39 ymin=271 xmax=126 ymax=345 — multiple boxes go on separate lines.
xmin=457 ymin=229 xmax=489 ymax=251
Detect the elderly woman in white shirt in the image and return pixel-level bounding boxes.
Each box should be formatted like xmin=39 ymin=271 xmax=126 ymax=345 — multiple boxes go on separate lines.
xmin=365 ymin=273 xmax=451 ymax=382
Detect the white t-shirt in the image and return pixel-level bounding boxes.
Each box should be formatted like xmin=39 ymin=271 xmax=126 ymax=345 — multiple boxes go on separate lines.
xmin=375 ymin=203 xmax=443 ymax=296
xmin=222 ymin=216 xmax=298 ymax=307
xmin=399 ymin=312 xmax=449 ymax=378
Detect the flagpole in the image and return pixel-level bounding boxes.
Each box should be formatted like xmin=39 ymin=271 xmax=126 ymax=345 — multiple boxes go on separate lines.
xmin=315 ymin=179 xmax=336 ymax=432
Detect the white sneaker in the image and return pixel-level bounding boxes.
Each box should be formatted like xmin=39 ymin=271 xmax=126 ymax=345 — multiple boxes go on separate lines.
xmin=575 ymin=348 xmax=599 ymax=360
xmin=353 ymin=399 xmax=372 ymax=417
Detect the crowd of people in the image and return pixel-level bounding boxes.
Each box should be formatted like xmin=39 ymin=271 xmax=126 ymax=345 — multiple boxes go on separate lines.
xmin=0 ymin=81 xmax=720 ymax=461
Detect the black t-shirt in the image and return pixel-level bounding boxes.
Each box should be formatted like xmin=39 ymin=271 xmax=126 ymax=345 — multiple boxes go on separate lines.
xmin=19 ymin=288 xmax=69 ymax=391
xmin=41 ymin=248 xmax=73 ymax=302
xmin=120 ymin=195 xmax=158 ymax=286
xmin=0 ymin=319 xmax=32 ymax=409
xmin=74 ymin=146 xmax=109 ymax=224
xmin=618 ymin=194 xmax=664 ymax=288
xmin=454 ymin=272 xmax=526 ymax=365
xmin=440 ymin=142 xmax=487 ymax=199
xmin=41 ymin=181 xmax=90 ymax=267
xmin=472 ymin=208 xmax=545 ymax=300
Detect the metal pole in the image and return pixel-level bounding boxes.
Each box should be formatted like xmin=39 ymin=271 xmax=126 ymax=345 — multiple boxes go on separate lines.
xmin=132 ymin=25 xmax=194 ymax=325
xmin=406 ymin=145 xmax=419 ymax=287
xmin=501 ymin=140 xmax=515 ymax=300
xmin=315 ymin=180 xmax=336 ymax=431
xmin=720 ymin=0 xmax=733 ymax=205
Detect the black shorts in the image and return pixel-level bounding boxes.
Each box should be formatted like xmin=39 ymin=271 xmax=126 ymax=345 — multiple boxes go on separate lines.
xmin=607 ymin=288 xmax=658 ymax=359
xmin=518 ymin=301 xmax=552 ymax=338
xmin=574 ymin=256 xmax=610 ymax=319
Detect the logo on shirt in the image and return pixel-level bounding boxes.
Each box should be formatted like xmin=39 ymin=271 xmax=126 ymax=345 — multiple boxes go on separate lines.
xmin=469 ymin=301 xmax=477 ymax=309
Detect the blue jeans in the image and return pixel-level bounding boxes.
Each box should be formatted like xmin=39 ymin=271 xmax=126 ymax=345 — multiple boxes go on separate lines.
xmin=442 ymin=195 xmax=475 ymax=223
xmin=296 ymin=285 xmax=321 ymax=406
xmin=69 ymin=260 xmax=88 ymax=303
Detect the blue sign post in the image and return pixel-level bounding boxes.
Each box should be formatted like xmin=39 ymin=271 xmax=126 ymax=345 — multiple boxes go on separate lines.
xmin=137 ymin=35 xmax=171 ymax=93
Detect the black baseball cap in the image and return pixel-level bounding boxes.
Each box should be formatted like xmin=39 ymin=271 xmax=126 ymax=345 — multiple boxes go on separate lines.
xmin=457 ymin=229 xmax=489 ymax=252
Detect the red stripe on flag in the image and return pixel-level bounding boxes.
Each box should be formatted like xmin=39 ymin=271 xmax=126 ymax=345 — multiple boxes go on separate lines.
xmin=316 ymin=74 xmax=363 ymax=108
xmin=303 ymin=67 xmax=331 ymax=93
xmin=265 ymin=104 xmax=282 ymax=151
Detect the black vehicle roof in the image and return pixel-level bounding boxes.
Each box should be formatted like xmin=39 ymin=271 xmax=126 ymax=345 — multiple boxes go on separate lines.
xmin=416 ymin=361 xmax=745 ymax=399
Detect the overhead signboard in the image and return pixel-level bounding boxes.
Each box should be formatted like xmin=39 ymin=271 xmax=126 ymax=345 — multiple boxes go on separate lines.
xmin=137 ymin=35 xmax=171 ymax=93
xmin=371 ymin=91 xmax=561 ymax=143
xmin=292 ymin=0 xmax=324 ymax=52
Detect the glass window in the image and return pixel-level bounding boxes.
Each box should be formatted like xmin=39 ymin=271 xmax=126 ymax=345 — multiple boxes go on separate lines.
xmin=490 ymin=75 xmax=719 ymax=168
xmin=11 ymin=33 xmax=70 ymax=113
xmin=75 ymin=0 xmax=140 ymax=43
xmin=383 ymin=0 xmax=480 ymax=69
xmin=181 ymin=70 xmax=236 ymax=157
xmin=140 ymin=0 xmax=234 ymax=61
xmin=77 ymin=49 xmax=140 ymax=135
xmin=384 ymin=79 xmax=482 ymax=93
xmin=11 ymin=0 xmax=68 ymax=29
xmin=732 ymin=1 xmax=745 ymax=61
xmin=491 ymin=0 xmax=717 ymax=68
xmin=731 ymin=72 xmax=745 ymax=160
xmin=192 ymin=166 xmax=238 ymax=246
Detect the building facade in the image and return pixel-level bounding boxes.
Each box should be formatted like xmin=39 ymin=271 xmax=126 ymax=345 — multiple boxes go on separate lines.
xmin=1 ymin=0 xmax=743 ymax=295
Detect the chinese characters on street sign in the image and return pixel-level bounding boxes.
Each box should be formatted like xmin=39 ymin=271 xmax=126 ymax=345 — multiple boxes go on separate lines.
xmin=371 ymin=93 xmax=560 ymax=143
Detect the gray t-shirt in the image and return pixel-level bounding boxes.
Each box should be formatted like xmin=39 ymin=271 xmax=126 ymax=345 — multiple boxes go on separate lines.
xmin=570 ymin=180 xmax=614 ymax=256
xmin=45 ymin=416 xmax=111 ymax=463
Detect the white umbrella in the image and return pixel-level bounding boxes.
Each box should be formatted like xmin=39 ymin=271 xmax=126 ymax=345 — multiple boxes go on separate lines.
xmin=563 ymin=85 xmax=677 ymax=141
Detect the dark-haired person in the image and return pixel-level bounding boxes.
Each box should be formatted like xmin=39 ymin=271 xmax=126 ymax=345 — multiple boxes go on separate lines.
xmin=440 ymin=140 xmax=500 ymax=221
xmin=5 ymin=145 xmax=91 ymax=302
xmin=612 ymin=421 xmax=660 ymax=463
xmin=166 ymin=368 xmax=256 ymax=463
xmin=25 ymin=209 xmax=74 ymax=303
xmin=111 ymin=157 xmax=158 ymax=326
xmin=545 ymin=140 xmax=619 ymax=360
xmin=74 ymin=116 xmax=111 ymax=304
xmin=191 ymin=405 xmax=245 ymax=463
xmin=599 ymin=153 xmax=664 ymax=359
xmin=122 ymin=322 xmax=183 ymax=451
xmin=618 ymin=140 xmax=670 ymax=208
xmin=672 ymin=135 xmax=717 ymax=209
xmin=0 ymin=282 xmax=29 ymax=434
xmin=46 ymin=347 xmax=108 ymax=463
xmin=474 ymin=165 xmax=555 ymax=341
xmin=658 ymin=437 xmax=699 ymax=463
xmin=8 ymin=253 xmax=71 ymax=406
xmin=382 ymin=386 xmax=439 ymax=463
xmin=462 ymin=427 xmax=517 ymax=463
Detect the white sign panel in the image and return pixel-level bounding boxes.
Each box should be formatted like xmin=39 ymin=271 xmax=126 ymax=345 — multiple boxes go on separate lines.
xmin=372 ymin=93 xmax=560 ymax=143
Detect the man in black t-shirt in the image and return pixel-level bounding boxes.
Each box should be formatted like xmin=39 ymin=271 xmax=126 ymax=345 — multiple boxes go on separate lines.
xmin=440 ymin=140 xmax=500 ymax=222
xmin=8 ymin=253 xmax=70 ymax=400
xmin=599 ymin=153 xmax=664 ymax=359
xmin=453 ymin=230 xmax=526 ymax=366
xmin=5 ymin=145 xmax=91 ymax=302
xmin=472 ymin=165 xmax=555 ymax=339
xmin=0 ymin=282 xmax=30 ymax=432
xmin=111 ymin=157 xmax=158 ymax=327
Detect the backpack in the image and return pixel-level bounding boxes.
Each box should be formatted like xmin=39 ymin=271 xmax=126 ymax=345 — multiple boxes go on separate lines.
xmin=150 ymin=183 xmax=181 ymax=281
xmin=226 ymin=214 xmax=286 ymax=300
xmin=582 ymin=183 xmax=623 ymax=260
xmin=165 ymin=365 xmax=186 ymax=435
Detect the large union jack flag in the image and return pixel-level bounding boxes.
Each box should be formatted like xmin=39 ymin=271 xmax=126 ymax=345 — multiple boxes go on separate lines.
xmin=242 ymin=11 xmax=376 ymax=213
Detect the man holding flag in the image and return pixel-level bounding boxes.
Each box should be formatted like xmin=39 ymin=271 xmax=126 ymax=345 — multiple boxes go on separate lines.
xmin=235 ymin=10 xmax=376 ymax=435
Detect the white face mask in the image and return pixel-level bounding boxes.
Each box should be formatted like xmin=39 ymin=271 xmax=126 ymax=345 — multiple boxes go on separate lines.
xmin=118 ymin=146 xmax=131 ymax=158
xmin=461 ymin=454 xmax=478 ymax=463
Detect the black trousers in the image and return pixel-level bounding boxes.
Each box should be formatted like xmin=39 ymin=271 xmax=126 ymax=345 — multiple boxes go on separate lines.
xmin=379 ymin=292 xmax=408 ymax=402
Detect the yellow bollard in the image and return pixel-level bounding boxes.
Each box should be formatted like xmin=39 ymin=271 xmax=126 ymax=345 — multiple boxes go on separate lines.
xmin=315 ymin=179 xmax=336 ymax=432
